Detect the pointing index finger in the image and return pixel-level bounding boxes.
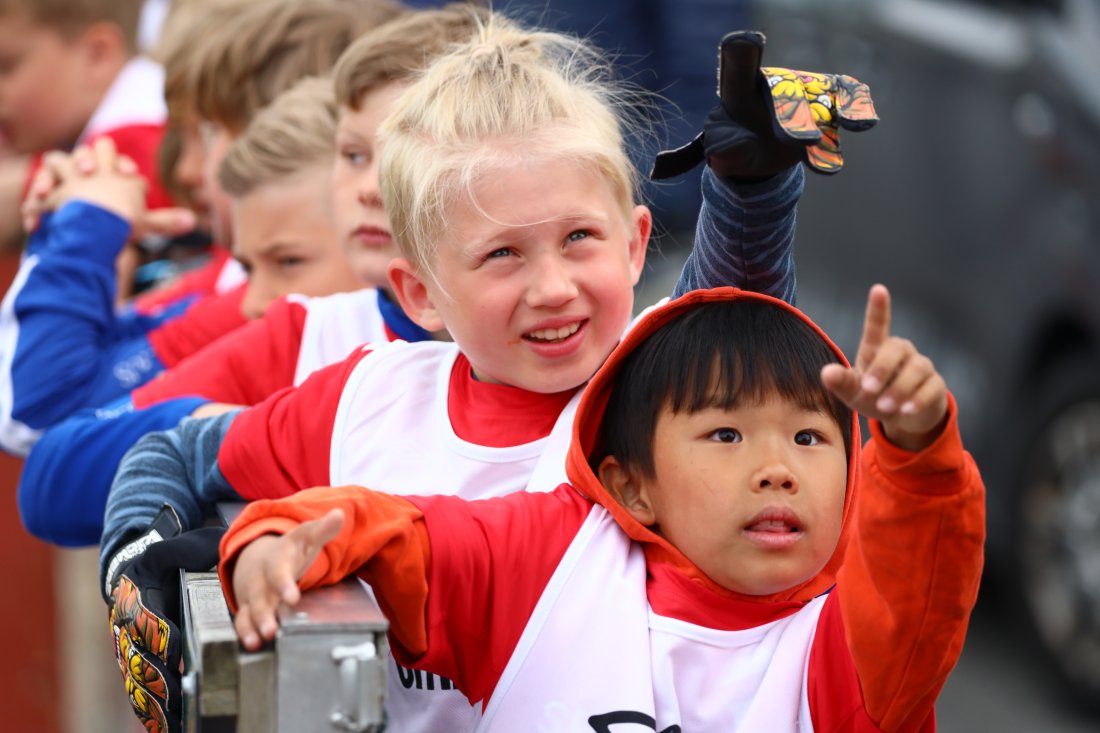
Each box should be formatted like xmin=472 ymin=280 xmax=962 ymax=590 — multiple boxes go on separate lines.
xmin=856 ymin=284 xmax=891 ymax=372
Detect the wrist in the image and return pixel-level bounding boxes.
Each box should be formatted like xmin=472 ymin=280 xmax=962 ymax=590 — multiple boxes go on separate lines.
xmin=54 ymin=199 xmax=134 ymax=264
xmin=104 ymin=505 xmax=182 ymax=600
xmin=880 ymin=413 xmax=950 ymax=453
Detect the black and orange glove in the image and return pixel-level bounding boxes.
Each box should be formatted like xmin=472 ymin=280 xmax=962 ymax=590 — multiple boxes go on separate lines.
xmin=105 ymin=505 xmax=224 ymax=733
xmin=650 ymin=30 xmax=878 ymax=181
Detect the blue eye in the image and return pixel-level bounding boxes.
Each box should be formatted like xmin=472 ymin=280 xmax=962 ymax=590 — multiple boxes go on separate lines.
xmin=341 ymin=149 xmax=368 ymax=166
xmin=567 ymin=230 xmax=591 ymax=242
xmin=486 ymin=248 xmax=511 ymax=259
xmin=710 ymin=428 xmax=741 ymax=443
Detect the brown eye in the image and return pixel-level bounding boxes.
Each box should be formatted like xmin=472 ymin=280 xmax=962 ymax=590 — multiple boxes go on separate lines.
xmin=710 ymin=428 xmax=741 ymax=443
xmin=795 ymin=430 xmax=823 ymax=446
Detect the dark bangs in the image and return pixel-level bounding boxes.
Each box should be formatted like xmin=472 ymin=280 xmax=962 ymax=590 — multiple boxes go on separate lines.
xmin=595 ymin=300 xmax=853 ymax=478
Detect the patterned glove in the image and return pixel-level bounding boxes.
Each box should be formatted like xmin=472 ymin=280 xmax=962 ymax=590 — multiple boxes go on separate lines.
xmin=105 ymin=505 xmax=225 ymax=733
xmin=650 ymin=30 xmax=878 ymax=181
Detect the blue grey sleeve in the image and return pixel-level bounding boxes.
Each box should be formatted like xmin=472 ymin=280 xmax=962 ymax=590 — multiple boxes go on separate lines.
xmin=18 ymin=395 xmax=209 ymax=547
xmin=99 ymin=408 xmax=244 ymax=590
xmin=673 ymin=164 xmax=803 ymax=304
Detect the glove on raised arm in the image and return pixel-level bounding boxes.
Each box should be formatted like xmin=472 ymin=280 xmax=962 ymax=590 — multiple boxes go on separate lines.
xmin=651 ymin=30 xmax=878 ymax=181
xmin=105 ymin=505 xmax=225 ymax=733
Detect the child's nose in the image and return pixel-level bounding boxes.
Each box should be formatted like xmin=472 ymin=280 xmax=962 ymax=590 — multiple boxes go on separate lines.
xmin=356 ymin=166 xmax=382 ymax=208
xmin=174 ymin=140 xmax=205 ymax=190
xmin=240 ymin=279 xmax=274 ymax=320
xmin=526 ymin=257 xmax=578 ymax=308
xmin=751 ymin=462 xmax=798 ymax=493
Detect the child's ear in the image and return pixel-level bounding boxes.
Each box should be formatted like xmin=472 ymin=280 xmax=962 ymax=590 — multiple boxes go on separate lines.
xmin=81 ymin=21 xmax=128 ymax=82
xmin=387 ymin=258 xmax=446 ymax=332
xmin=597 ymin=455 xmax=656 ymax=526
xmin=627 ymin=205 xmax=652 ymax=286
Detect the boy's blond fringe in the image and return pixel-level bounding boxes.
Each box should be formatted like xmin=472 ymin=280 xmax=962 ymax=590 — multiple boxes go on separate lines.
xmin=377 ymin=11 xmax=657 ymax=287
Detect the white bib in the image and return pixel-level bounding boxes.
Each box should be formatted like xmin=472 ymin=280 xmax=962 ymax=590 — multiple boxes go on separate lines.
xmin=290 ymin=289 xmax=387 ymax=386
xmin=329 ymin=339 xmax=580 ymax=733
xmin=328 ymin=340 xmax=577 ymax=497
xmin=481 ymin=507 xmax=826 ymax=732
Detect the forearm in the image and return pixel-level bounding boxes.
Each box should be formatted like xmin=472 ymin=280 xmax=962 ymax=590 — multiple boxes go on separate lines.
xmin=673 ymin=165 xmax=802 ymax=304
xmin=100 ymin=409 xmax=245 ymax=591
xmin=0 ymin=203 xmax=166 ymax=450
xmin=838 ymin=397 xmax=985 ymax=732
xmin=219 ymin=485 xmax=432 ymax=655
xmin=18 ymin=395 xmax=209 ymax=547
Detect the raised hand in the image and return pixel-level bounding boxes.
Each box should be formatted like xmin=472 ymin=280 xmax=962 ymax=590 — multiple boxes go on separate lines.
xmin=231 ymin=508 xmax=345 ymax=651
xmin=820 ymin=284 xmax=949 ymax=451
xmin=650 ymin=30 xmax=878 ymax=181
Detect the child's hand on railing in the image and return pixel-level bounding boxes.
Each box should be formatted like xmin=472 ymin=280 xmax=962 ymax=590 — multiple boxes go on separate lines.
xmin=230 ymin=508 xmax=345 ymax=651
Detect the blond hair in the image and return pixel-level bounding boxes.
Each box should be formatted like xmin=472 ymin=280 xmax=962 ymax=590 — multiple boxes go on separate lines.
xmin=333 ymin=2 xmax=489 ymax=110
xmin=190 ymin=0 xmax=407 ymax=133
xmin=378 ymin=14 xmax=646 ymax=274
xmin=218 ymin=76 xmax=338 ymax=197
xmin=0 ymin=0 xmax=144 ymax=50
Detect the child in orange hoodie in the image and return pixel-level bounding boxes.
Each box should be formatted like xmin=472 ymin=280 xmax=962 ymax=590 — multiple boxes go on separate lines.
xmin=221 ymin=283 xmax=985 ymax=732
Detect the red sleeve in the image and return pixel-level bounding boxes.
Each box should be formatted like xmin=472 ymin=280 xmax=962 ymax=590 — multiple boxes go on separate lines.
xmin=132 ymin=295 xmax=307 ymax=407
xmin=218 ymin=484 xmax=433 ymax=655
xmin=146 ymin=283 xmax=249 ymax=367
xmin=217 ymin=482 xmax=589 ymax=706
xmin=818 ymin=394 xmax=984 ymax=733
xmin=217 ymin=346 xmax=375 ymax=501
xmin=402 ymin=486 xmax=590 ymax=705
xmin=132 ymin=248 xmax=233 ymax=314
xmin=88 ymin=124 xmax=174 ymax=210
xmin=805 ymin=593 xmax=888 ymax=732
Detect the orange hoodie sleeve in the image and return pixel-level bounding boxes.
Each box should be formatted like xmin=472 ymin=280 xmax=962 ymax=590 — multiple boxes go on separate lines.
xmin=218 ymin=485 xmax=434 ymax=657
xmin=836 ymin=394 xmax=985 ymax=732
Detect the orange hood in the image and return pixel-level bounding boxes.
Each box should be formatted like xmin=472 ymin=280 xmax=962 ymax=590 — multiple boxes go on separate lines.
xmin=565 ymin=287 xmax=862 ymax=606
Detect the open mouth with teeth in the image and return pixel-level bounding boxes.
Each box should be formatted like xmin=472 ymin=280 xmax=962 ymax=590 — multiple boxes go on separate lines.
xmin=742 ymin=508 xmax=805 ymax=549
xmin=524 ymin=321 xmax=583 ymax=343
xmin=745 ymin=518 xmax=802 ymax=533
xmin=742 ymin=515 xmax=805 ymax=549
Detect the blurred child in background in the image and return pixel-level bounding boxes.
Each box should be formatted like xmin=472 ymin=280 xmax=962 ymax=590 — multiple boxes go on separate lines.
xmin=0 ymin=0 xmax=406 ymax=457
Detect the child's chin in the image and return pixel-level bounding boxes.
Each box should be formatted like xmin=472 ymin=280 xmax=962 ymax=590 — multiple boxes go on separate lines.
xmin=530 ymin=364 xmax=596 ymax=395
